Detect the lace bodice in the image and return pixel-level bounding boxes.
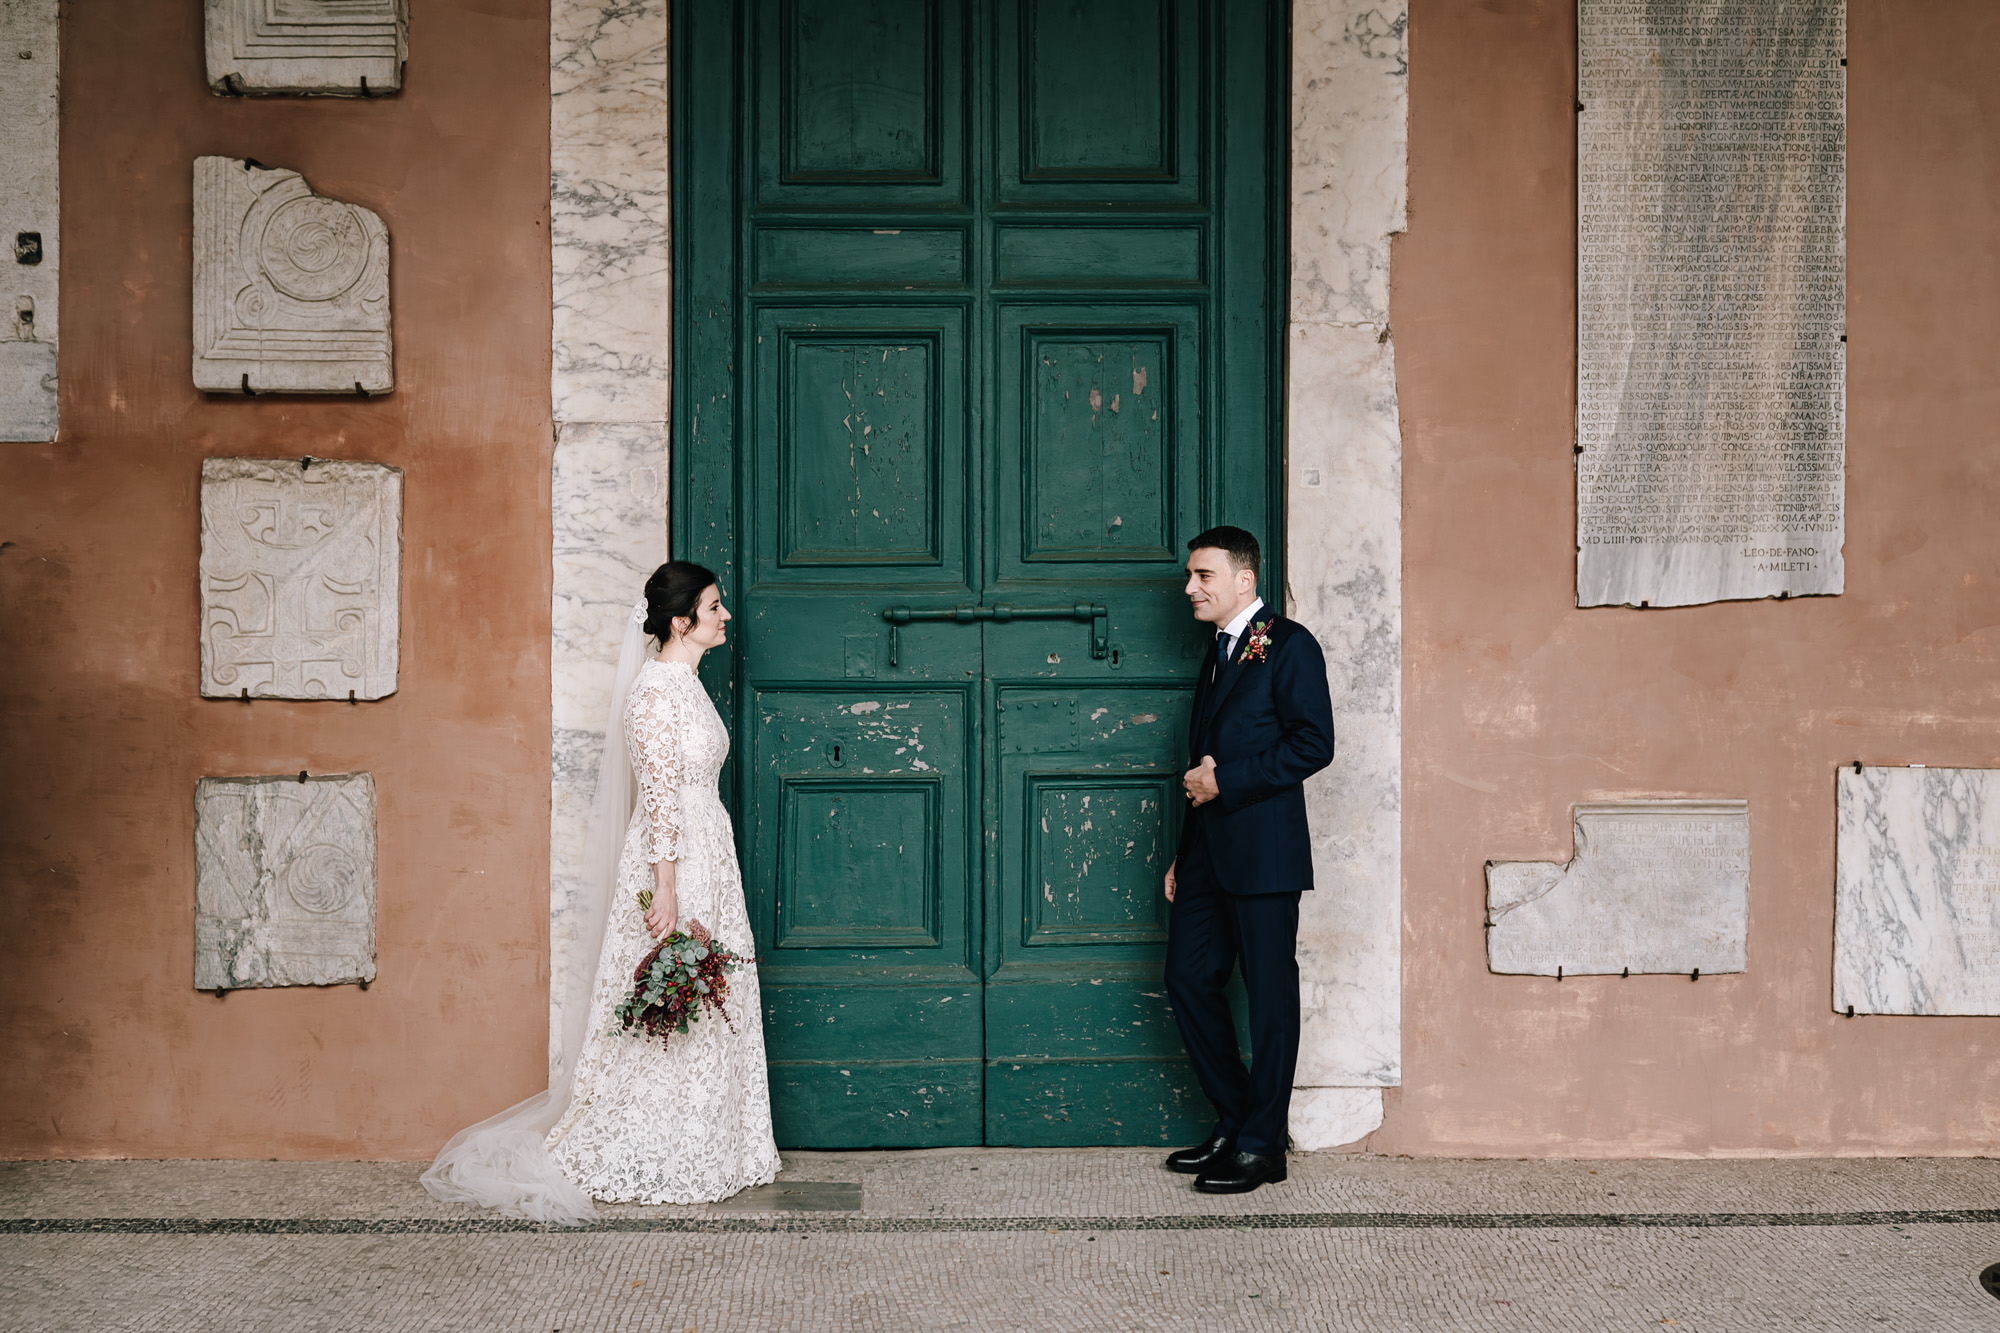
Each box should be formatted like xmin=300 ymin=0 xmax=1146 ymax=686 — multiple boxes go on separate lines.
xmin=625 ymin=659 xmax=731 ymax=865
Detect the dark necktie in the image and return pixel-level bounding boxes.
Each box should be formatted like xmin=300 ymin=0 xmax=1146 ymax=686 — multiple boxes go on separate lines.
xmin=1208 ymin=630 xmax=1228 ymax=686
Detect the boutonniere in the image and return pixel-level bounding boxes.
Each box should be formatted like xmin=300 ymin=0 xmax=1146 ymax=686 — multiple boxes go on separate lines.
xmin=1239 ymin=621 xmax=1273 ymax=664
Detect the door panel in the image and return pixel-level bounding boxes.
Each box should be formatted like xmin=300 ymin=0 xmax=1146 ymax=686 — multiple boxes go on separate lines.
xmin=985 ymin=685 xmax=1206 ymax=1144
xmin=752 ymin=306 xmax=967 ymax=585
xmin=677 ymin=0 xmax=1283 ymax=1149
xmin=751 ymin=687 xmax=982 ymax=1146
xmin=992 ymin=225 xmax=1205 ymax=289
xmin=993 ymin=0 xmax=1203 ymax=203
xmin=997 ymin=306 xmax=1201 ymax=570
xmin=757 ymin=0 xmax=966 ymax=207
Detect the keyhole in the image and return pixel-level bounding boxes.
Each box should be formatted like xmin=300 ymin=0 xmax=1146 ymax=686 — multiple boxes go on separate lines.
xmin=1110 ymin=647 xmax=1121 ymax=667
xmin=826 ymin=742 xmax=844 ymax=767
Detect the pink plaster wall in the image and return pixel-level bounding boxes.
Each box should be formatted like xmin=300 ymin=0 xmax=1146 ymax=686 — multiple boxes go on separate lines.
xmin=1380 ymin=0 xmax=2000 ymax=1155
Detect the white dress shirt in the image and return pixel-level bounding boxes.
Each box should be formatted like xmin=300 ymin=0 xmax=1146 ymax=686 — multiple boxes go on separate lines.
xmin=1216 ymin=596 xmax=1266 ymax=661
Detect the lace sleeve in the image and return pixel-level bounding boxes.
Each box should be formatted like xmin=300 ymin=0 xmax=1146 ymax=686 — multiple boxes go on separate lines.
xmin=625 ymin=674 xmax=690 ymax=864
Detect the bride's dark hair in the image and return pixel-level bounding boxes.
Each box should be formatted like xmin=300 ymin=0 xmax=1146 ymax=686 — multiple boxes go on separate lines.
xmin=642 ymin=560 xmax=719 ymax=642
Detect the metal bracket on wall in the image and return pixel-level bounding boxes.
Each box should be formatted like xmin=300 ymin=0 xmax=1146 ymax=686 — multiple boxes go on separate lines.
xmin=880 ymin=603 xmax=1109 ymax=667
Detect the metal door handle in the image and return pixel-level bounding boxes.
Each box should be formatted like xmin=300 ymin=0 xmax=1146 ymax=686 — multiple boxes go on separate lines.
xmin=880 ymin=603 xmax=1109 ymax=665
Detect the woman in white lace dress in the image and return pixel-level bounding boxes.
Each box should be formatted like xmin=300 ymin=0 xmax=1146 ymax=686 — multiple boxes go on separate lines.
xmin=421 ymin=561 xmax=778 ymax=1220
xmin=543 ymin=563 xmax=781 ymax=1203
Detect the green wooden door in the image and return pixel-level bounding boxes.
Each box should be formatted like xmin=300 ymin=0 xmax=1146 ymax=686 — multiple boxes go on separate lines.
xmin=674 ymin=0 xmax=1284 ymax=1148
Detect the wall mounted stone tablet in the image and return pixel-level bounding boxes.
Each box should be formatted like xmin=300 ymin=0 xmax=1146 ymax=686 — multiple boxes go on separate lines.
xmin=193 ymin=157 xmax=392 ymax=394
xmin=1487 ymin=800 xmax=1750 ymax=976
xmin=1835 ymin=766 xmax=2000 ymax=1015
xmin=0 ymin=0 xmax=58 ymax=441
xmin=205 ymin=0 xmax=406 ymax=97
xmin=199 ymin=457 xmax=401 ymax=699
xmin=1575 ymin=0 xmax=1845 ymax=607
xmin=195 ymin=773 xmax=377 ymax=991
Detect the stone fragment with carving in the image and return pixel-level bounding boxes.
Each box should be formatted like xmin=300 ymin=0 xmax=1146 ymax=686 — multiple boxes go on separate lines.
xmin=199 ymin=457 xmax=401 ymax=700
xmin=195 ymin=773 xmax=377 ymax=991
xmin=193 ymin=157 xmax=392 ymax=394
xmin=204 ymin=0 xmax=406 ymax=97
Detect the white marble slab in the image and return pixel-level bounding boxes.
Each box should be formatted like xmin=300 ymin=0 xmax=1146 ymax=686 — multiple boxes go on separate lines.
xmin=551 ymin=0 xmax=669 ymax=427
xmin=1286 ymin=0 xmax=1408 ymax=1119
xmin=547 ymin=421 xmax=667 ymax=1057
xmin=199 ymin=458 xmax=401 ymax=700
xmin=195 ymin=773 xmax=377 ymax=990
xmin=193 ymin=158 xmax=393 ymax=395
xmin=1289 ymin=2 xmax=1406 ymax=326
xmin=0 ymin=0 xmax=58 ymax=441
xmin=1836 ymin=766 xmax=2000 ymax=1015
xmin=547 ymin=0 xmax=672 ymax=1060
xmin=1290 ymin=1086 xmax=1384 ymax=1152
xmin=1487 ymin=801 xmax=1750 ymax=977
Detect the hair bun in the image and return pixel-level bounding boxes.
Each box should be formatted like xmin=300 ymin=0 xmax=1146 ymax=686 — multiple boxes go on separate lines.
xmin=642 ymin=560 xmax=720 ymax=642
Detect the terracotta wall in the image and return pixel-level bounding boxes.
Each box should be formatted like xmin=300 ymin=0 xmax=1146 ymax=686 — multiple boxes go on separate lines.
xmin=1383 ymin=0 xmax=2000 ymax=1154
xmin=0 ymin=1 xmax=553 ymax=1157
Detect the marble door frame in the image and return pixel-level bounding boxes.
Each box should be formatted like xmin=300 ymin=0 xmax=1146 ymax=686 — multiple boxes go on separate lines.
xmin=545 ymin=0 xmax=1407 ymax=1149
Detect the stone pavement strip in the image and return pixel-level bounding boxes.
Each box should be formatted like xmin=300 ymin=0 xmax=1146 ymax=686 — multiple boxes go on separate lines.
xmin=4 ymin=1151 xmax=2000 ymax=1331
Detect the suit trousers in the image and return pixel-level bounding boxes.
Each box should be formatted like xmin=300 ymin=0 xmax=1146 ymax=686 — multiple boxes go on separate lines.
xmin=1163 ymin=822 xmax=1302 ymax=1157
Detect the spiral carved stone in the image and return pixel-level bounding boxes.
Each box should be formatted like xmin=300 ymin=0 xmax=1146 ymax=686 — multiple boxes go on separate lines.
xmin=261 ymin=198 xmax=369 ymax=302
xmin=284 ymin=843 xmax=361 ymax=915
xmin=194 ymin=773 xmax=378 ymax=990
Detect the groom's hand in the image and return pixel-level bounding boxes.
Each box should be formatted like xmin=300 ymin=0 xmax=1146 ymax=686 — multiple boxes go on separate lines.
xmin=1163 ymin=860 xmax=1177 ymax=903
xmin=1183 ymin=755 xmax=1219 ymax=806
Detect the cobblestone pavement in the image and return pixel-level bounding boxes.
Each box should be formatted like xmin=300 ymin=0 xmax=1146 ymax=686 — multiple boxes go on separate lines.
xmin=5 ymin=1152 xmax=2000 ymax=1331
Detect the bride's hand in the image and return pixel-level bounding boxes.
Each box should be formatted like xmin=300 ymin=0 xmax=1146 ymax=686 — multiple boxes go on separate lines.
xmin=644 ymin=859 xmax=678 ymax=940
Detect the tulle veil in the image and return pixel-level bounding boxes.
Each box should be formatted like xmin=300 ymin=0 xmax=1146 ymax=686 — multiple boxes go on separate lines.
xmin=419 ymin=600 xmax=653 ymax=1224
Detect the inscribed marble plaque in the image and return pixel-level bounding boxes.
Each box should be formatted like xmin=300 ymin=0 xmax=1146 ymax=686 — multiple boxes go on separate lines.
xmin=205 ymin=0 xmax=407 ymax=97
xmin=195 ymin=773 xmax=377 ymax=990
xmin=1576 ymin=0 xmax=1845 ymax=608
xmin=1835 ymin=766 xmax=2000 ymax=1015
xmin=1487 ymin=801 xmax=1750 ymax=976
xmin=200 ymin=457 xmax=401 ymax=699
xmin=193 ymin=157 xmax=393 ymax=394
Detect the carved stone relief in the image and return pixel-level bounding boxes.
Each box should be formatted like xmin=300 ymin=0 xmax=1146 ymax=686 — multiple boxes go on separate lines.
xmin=205 ymin=0 xmax=407 ymax=97
xmin=195 ymin=773 xmax=377 ymax=991
xmin=1487 ymin=800 xmax=1750 ymax=976
xmin=193 ymin=157 xmax=392 ymax=395
xmin=200 ymin=457 xmax=401 ymax=700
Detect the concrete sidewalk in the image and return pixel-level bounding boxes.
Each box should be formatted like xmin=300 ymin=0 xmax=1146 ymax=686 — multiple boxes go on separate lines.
xmin=4 ymin=1151 xmax=1999 ymax=1331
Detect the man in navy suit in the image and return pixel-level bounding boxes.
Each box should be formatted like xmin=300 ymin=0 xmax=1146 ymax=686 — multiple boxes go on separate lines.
xmin=1162 ymin=526 xmax=1335 ymax=1194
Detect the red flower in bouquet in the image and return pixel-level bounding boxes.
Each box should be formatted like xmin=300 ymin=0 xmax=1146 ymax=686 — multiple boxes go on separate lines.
xmin=615 ymin=895 xmax=748 ymax=1047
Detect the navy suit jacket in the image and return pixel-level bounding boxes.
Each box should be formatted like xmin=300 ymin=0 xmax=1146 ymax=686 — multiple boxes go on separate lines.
xmin=1176 ymin=610 xmax=1336 ymax=895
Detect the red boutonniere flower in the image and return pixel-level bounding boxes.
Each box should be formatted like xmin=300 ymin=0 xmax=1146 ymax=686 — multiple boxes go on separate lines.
xmin=1240 ymin=621 xmax=1273 ymax=664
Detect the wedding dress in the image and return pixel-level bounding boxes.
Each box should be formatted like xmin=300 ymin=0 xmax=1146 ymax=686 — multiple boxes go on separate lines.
xmin=543 ymin=658 xmax=782 ymax=1203
xmin=421 ymin=607 xmax=778 ymax=1222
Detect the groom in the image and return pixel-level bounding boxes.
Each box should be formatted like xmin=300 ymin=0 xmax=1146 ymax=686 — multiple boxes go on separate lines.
xmin=1162 ymin=526 xmax=1335 ymax=1194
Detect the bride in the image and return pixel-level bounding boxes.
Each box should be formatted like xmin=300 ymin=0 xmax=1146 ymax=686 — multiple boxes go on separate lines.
xmin=422 ymin=561 xmax=780 ymax=1221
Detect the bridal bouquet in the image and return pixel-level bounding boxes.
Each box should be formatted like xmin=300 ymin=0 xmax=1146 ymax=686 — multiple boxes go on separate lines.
xmin=614 ymin=891 xmax=747 ymax=1047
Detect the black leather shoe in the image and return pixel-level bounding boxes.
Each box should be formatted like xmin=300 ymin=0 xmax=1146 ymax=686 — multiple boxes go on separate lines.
xmin=1164 ymin=1132 xmax=1235 ymax=1175
xmin=1194 ymin=1150 xmax=1287 ymax=1194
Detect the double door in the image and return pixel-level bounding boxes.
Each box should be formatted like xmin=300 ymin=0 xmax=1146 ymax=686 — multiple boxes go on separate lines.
xmin=673 ymin=0 xmax=1283 ymax=1146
